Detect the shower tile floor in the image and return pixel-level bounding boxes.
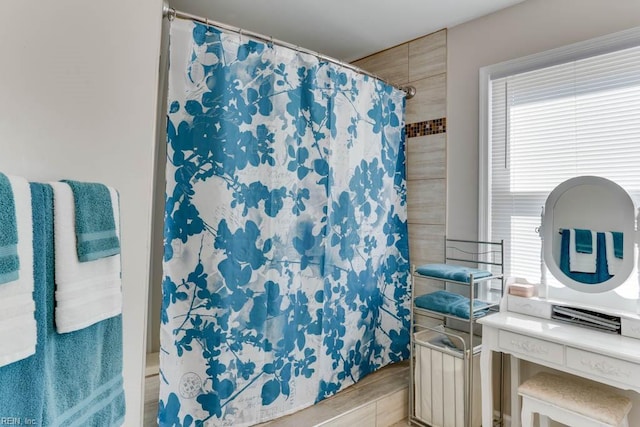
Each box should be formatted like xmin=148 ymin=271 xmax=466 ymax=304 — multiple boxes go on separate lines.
xmin=144 ymin=353 xmax=409 ymax=426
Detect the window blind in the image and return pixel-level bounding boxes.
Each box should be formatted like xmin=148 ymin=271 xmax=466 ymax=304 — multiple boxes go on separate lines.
xmin=489 ymin=44 xmax=640 ymax=285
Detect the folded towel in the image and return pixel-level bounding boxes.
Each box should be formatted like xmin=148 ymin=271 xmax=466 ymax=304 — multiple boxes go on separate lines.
xmin=450 ymin=298 xmax=492 ymax=319
xmin=0 ymin=175 xmax=36 ymax=368
xmin=605 ymin=232 xmax=624 ymax=276
xmin=414 ymin=263 xmax=493 ymax=283
xmin=560 ymin=230 xmax=611 ymax=284
xmin=569 ymin=229 xmax=596 ymax=273
xmin=0 ymin=184 xmax=126 ymax=426
xmin=414 ymin=290 xmax=492 ymax=319
xmin=51 ymin=182 xmax=122 ymax=333
xmin=62 ymin=180 xmax=120 ymax=262
xmin=0 ymin=173 xmax=19 ymax=284
xmin=574 ymin=228 xmax=593 ymax=254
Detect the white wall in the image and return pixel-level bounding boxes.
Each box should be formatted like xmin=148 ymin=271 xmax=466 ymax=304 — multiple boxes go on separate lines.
xmin=0 ymin=1 xmax=163 ymax=425
xmin=447 ymin=0 xmax=640 ymax=239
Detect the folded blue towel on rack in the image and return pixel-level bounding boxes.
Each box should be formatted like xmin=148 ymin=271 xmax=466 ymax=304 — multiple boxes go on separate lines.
xmin=0 ymin=173 xmax=19 ymax=284
xmin=574 ymin=228 xmax=593 ymax=254
xmin=0 ymin=184 xmax=126 ymax=426
xmin=414 ymin=290 xmax=492 ymax=319
xmin=414 ymin=263 xmax=493 ymax=283
xmin=62 ymin=180 xmax=120 ymax=262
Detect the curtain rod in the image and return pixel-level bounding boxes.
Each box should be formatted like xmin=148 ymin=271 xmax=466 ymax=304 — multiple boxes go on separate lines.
xmin=162 ymin=2 xmax=416 ymax=99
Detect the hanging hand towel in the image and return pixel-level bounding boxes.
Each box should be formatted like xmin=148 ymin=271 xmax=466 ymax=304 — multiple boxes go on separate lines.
xmin=0 ymin=173 xmax=19 ymax=284
xmin=574 ymin=228 xmax=593 ymax=253
xmin=51 ymin=182 xmax=122 ymax=333
xmin=0 ymin=174 xmax=36 ymax=367
xmin=605 ymin=231 xmax=624 ymax=276
xmin=62 ymin=180 xmax=120 ymax=262
xmin=569 ymin=228 xmax=597 ymax=273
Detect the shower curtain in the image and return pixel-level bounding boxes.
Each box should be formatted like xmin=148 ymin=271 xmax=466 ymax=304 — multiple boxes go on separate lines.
xmin=159 ymin=18 xmax=410 ymax=426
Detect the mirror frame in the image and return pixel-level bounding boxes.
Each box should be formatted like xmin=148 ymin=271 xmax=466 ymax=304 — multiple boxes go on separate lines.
xmin=542 ymin=176 xmax=636 ymax=294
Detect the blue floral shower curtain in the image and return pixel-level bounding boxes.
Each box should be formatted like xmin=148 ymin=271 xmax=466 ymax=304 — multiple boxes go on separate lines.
xmin=159 ymin=18 xmax=410 ymax=426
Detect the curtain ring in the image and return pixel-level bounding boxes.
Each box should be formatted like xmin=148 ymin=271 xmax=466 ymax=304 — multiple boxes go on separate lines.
xmin=167 ymin=7 xmax=176 ymax=21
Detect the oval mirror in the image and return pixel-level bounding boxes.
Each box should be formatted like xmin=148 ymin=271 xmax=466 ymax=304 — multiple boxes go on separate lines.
xmin=542 ymin=176 xmax=635 ymax=293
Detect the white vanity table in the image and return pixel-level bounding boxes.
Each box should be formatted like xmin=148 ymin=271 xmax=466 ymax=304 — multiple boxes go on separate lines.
xmin=478 ymin=311 xmax=640 ymax=427
xmin=479 ymin=176 xmax=640 ymax=427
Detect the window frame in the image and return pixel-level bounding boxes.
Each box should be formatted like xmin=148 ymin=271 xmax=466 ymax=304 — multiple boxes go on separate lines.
xmin=478 ymin=26 xmax=640 ymax=249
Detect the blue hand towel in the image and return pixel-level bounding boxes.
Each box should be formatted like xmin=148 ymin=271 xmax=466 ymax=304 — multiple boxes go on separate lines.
xmin=560 ymin=229 xmax=611 ymax=284
xmin=574 ymin=228 xmax=593 ymax=254
xmin=62 ymin=180 xmax=120 ymax=262
xmin=612 ymin=231 xmax=623 ymax=259
xmin=414 ymin=290 xmax=492 ymax=319
xmin=415 ymin=263 xmax=492 ymax=283
xmin=0 ymin=184 xmax=126 ymax=426
xmin=0 ymin=173 xmax=19 ymax=284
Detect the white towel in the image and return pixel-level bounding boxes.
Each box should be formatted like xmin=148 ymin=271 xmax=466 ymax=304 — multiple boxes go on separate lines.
xmin=605 ymin=232 xmax=623 ymax=276
xmin=0 ymin=175 xmax=36 ymax=367
xmin=51 ymin=182 xmax=122 ymax=333
xmin=569 ymin=229 xmax=597 ymax=273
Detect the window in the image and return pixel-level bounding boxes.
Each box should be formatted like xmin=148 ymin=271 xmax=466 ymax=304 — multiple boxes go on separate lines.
xmin=479 ymin=28 xmax=640 ymax=288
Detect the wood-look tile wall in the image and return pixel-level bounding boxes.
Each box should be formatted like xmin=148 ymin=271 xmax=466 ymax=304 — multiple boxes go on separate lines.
xmin=353 ymin=30 xmax=447 ymax=297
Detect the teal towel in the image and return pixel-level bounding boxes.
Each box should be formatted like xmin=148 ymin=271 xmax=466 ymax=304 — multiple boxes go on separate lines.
xmin=62 ymin=180 xmax=120 ymax=262
xmin=0 ymin=184 xmax=125 ymax=426
xmin=612 ymin=231 xmax=623 ymax=259
xmin=0 ymin=183 xmax=45 ymax=425
xmin=415 ymin=263 xmax=492 ymax=283
xmin=41 ymin=183 xmax=126 ymax=426
xmin=0 ymin=173 xmax=19 ymax=284
xmin=574 ymin=228 xmax=593 ymax=254
xmin=414 ymin=290 xmax=492 ymax=319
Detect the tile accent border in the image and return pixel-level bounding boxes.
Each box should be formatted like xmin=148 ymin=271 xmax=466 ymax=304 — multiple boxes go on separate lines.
xmin=406 ymin=117 xmax=446 ymax=138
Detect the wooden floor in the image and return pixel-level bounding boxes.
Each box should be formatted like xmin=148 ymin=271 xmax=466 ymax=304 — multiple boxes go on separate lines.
xmin=144 ymin=353 xmax=410 ymax=427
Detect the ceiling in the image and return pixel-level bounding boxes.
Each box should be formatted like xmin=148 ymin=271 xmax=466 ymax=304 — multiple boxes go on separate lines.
xmin=169 ymin=0 xmax=527 ymax=62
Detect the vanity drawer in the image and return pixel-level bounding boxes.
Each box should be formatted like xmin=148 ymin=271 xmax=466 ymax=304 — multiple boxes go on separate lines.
xmin=566 ymin=347 xmax=640 ymax=385
xmin=498 ymin=330 xmax=564 ymax=365
xmin=507 ymin=295 xmax=552 ymax=319
xmin=621 ymin=318 xmax=640 ymax=340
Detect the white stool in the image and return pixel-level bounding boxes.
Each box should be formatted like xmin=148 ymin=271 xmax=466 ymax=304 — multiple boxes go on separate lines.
xmin=518 ymin=372 xmax=632 ymax=427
